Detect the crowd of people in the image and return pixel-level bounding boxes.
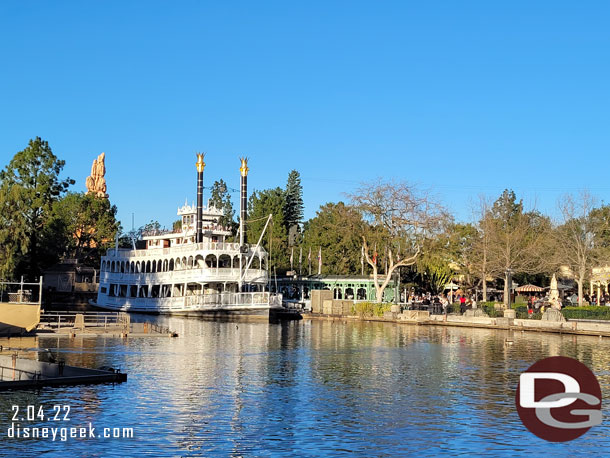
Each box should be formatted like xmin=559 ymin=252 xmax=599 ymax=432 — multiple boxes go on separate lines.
xmin=403 ymin=292 xmax=477 ymax=314
xmin=585 ymin=293 xmax=610 ymax=306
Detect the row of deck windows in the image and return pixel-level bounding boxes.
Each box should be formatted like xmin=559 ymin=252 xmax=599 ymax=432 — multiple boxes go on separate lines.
xmin=101 ymin=255 xmax=266 ymax=273
xmin=105 ymin=283 xmax=192 ymax=298
xmin=103 ymin=283 xmax=262 ymax=298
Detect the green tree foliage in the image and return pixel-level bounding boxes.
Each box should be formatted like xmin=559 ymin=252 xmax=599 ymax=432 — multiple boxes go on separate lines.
xmin=247 ymin=188 xmax=289 ymax=274
xmin=420 ymin=264 xmax=453 ymax=295
xmin=301 ymin=202 xmax=368 ymax=275
xmin=284 ymin=170 xmax=304 ymax=234
xmin=141 ymin=220 xmax=162 ymax=234
xmin=49 ymin=192 xmax=120 ymax=267
xmin=445 ymin=223 xmax=478 ymax=279
xmin=490 ymin=189 xmax=523 ymax=222
xmin=209 ymin=179 xmax=236 ymax=232
xmin=590 ymin=204 xmax=610 ymax=253
xmin=415 ymin=223 xmax=476 ymax=294
xmin=0 ymin=137 xmax=74 ymax=279
xmin=119 ymin=220 xmax=161 ymax=248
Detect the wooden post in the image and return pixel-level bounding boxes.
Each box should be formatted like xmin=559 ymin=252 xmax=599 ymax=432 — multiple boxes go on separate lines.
xmin=39 ymin=276 xmax=43 ymax=306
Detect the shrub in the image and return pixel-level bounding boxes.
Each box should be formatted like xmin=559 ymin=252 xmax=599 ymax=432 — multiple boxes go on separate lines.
xmin=481 ymin=304 xmax=503 ymax=317
xmin=352 ymin=302 xmax=392 ymax=317
xmin=561 ymin=306 xmax=610 ymax=321
xmin=478 ymin=301 xmax=496 ymax=308
xmin=513 ymin=305 xmax=541 ymax=320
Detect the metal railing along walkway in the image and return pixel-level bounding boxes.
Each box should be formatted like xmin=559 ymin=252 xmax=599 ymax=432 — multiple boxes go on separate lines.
xmin=39 ymin=311 xmax=129 ymax=330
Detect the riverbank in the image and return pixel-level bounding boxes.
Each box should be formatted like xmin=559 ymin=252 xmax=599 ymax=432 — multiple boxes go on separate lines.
xmin=303 ymin=310 xmax=610 ymax=338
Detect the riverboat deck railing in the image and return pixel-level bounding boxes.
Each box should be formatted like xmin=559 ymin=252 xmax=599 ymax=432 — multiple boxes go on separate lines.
xmin=141 ymin=223 xmax=228 ymax=238
xmin=186 ymin=292 xmax=273 ymax=308
xmin=0 ymin=277 xmax=43 ymax=305
xmin=97 ymin=292 xmax=283 ymax=312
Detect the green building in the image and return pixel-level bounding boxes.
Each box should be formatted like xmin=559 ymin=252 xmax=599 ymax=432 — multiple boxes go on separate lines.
xmin=274 ymin=275 xmax=399 ymax=302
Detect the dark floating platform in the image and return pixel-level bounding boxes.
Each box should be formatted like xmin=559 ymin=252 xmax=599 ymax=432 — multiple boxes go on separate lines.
xmin=0 ymin=354 xmax=127 ymax=391
xmin=270 ymin=307 xmax=303 ymax=321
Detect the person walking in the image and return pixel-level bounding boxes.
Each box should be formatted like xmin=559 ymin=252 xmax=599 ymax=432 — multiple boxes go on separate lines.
xmin=459 ymin=295 xmax=466 ymax=314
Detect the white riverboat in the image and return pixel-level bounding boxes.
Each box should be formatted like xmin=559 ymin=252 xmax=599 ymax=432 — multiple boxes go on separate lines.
xmin=95 ymin=155 xmax=281 ymax=318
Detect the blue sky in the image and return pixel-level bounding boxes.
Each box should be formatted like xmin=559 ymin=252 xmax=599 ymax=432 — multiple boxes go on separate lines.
xmin=1 ymin=1 xmax=609 ymax=231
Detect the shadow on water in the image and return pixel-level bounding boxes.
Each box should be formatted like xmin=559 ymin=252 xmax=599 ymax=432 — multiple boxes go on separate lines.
xmin=1 ymin=318 xmax=610 ymax=456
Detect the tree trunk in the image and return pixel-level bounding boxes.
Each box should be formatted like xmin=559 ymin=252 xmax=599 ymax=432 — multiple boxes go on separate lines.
xmin=503 ymin=274 xmax=509 ymax=308
xmin=482 ymin=278 xmax=487 ymax=302
xmin=375 ymin=286 xmax=383 ymax=303
xmin=577 ymin=277 xmax=584 ymax=307
xmin=373 ymin=268 xmax=394 ymax=303
xmin=361 ymin=237 xmax=418 ymax=304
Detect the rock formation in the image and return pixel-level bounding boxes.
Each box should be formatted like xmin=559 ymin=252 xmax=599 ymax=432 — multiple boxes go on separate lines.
xmin=86 ymin=153 xmax=108 ymax=198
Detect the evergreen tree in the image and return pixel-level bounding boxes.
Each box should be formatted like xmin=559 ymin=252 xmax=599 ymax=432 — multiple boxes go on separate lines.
xmin=49 ymin=192 xmax=120 ymax=267
xmin=119 ymin=220 xmax=159 ymax=248
xmin=248 ymin=188 xmax=289 ymax=274
xmin=302 ymin=202 xmax=368 ymax=275
xmin=209 ymin=179 xmax=236 ymax=233
xmin=142 ymin=220 xmax=162 ymax=233
xmin=283 ymin=170 xmax=304 ymax=240
xmin=0 ymin=137 xmax=74 ymax=279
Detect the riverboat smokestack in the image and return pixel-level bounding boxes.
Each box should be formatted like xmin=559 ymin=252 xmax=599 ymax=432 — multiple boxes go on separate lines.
xmin=239 ymin=157 xmax=249 ymax=250
xmin=196 ymin=153 xmax=205 ymax=243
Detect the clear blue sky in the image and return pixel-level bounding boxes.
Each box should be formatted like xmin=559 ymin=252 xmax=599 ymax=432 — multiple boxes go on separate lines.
xmin=1 ymin=1 xmax=609 ymax=231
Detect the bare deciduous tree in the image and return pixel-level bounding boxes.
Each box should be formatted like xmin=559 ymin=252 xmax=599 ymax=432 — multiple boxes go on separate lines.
xmin=470 ymin=196 xmax=493 ymax=302
xmin=485 ymin=190 xmax=552 ymax=307
xmin=490 ymin=214 xmax=551 ymax=306
xmin=554 ymin=191 xmax=603 ymax=306
xmin=349 ymin=179 xmax=448 ymax=303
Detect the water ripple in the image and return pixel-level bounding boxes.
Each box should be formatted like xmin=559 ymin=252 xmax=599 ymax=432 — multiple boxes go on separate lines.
xmin=0 ymin=320 xmax=609 ymax=456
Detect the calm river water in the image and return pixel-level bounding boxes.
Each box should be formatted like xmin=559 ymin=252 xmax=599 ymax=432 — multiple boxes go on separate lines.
xmin=1 ymin=318 xmax=610 ymax=457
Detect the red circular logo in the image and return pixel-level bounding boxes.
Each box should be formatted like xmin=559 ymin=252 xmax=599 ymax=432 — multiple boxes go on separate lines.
xmin=516 ymin=356 xmax=602 ymax=442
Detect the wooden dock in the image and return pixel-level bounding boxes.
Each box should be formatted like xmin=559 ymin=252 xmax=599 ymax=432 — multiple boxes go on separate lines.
xmin=0 ymin=353 xmax=127 ymax=390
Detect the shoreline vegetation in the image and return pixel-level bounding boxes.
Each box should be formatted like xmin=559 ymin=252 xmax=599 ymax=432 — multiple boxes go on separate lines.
xmin=2 ymin=137 xmax=610 ymax=313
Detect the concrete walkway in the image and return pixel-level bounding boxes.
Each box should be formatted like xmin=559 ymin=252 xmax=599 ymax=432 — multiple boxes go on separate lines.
xmin=304 ymin=311 xmax=610 ymax=338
